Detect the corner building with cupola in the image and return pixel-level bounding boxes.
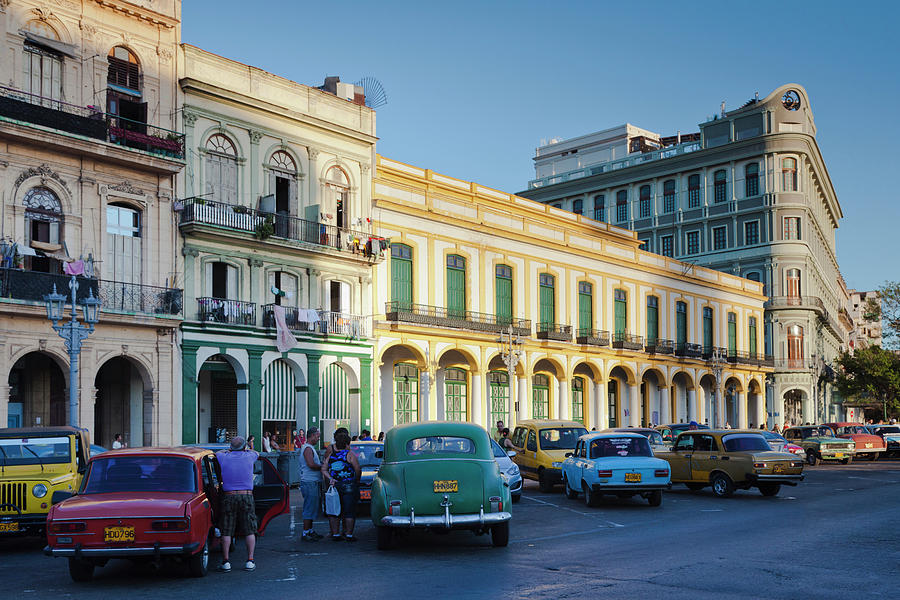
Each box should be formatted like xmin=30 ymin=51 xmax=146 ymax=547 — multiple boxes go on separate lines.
xmin=371 ymin=156 xmax=772 ymax=434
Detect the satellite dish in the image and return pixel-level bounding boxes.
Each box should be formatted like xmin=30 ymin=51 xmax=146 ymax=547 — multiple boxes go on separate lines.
xmin=354 ymin=76 xmax=388 ymax=109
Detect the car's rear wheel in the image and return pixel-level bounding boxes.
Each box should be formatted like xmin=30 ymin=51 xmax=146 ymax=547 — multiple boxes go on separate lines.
xmin=758 ymin=484 xmax=781 ymax=497
xmin=188 ymin=534 xmax=210 ymax=577
xmin=710 ymin=473 xmax=735 ymax=498
xmin=563 ymin=475 xmax=578 ymax=499
xmin=511 ymin=492 xmax=521 ymax=503
xmin=582 ymin=481 xmax=597 ymax=507
xmin=376 ymin=525 xmax=393 ymax=550
xmin=538 ymin=469 xmax=553 ymax=493
xmin=647 ymin=490 xmax=663 ymax=507
xmin=685 ymin=483 xmax=704 ymax=491
xmin=68 ymin=557 xmax=94 ymax=582
xmin=841 ymin=456 xmax=853 ymax=465
xmin=806 ymin=451 xmax=820 ymax=466
xmin=491 ymin=521 xmax=510 ymax=547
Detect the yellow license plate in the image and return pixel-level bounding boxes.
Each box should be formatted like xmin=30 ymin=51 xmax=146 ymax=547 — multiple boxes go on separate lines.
xmin=104 ymin=526 xmax=135 ymax=543
xmin=865 ymin=443 xmax=873 ymax=448
xmin=360 ymin=489 xmax=372 ymax=500
xmin=0 ymin=522 xmax=19 ymax=533
xmin=624 ymin=473 xmax=642 ymax=483
xmin=834 ymin=453 xmax=843 ymax=458
xmin=433 ymin=480 xmax=458 ymax=493
xmin=774 ymin=465 xmax=785 ymax=474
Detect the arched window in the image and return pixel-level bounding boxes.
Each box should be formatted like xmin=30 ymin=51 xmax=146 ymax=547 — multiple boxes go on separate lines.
xmin=106 ymin=203 xmax=142 ymax=284
xmin=269 ymin=150 xmax=296 ymax=173
xmin=713 ymin=170 xmax=727 ymax=203
xmin=745 ymin=163 xmax=759 ymax=197
xmin=107 ymin=46 xmax=140 ymax=91
xmin=444 ymin=368 xmax=467 ymax=421
xmin=22 ymin=21 xmax=63 ymax=103
xmin=205 ymin=134 xmax=238 ymax=205
xmin=782 ymin=157 xmax=797 ymax=191
xmin=639 ymin=185 xmax=651 ymax=218
xmin=616 ymin=190 xmax=628 ymax=222
xmin=325 ymin=166 xmax=350 ymax=229
xmin=394 ymin=363 xmax=419 ymax=424
xmin=572 ymin=198 xmax=583 ymax=215
xmin=268 ymin=151 xmax=297 ymax=222
xmin=787 ymin=325 xmax=804 ymax=369
xmin=688 ymin=174 xmax=701 ymax=208
xmin=24 ymin=187 xmax=63 ymax=272
xmin=532 ymin=374 xmax=550 ymax=420
xmin=663 ymin=179 xmax=676 ymax=213
xmin=107 ymin=47 xmax=144 ymax=124
xmin=593 ymin=194 xmax=605 ymax=222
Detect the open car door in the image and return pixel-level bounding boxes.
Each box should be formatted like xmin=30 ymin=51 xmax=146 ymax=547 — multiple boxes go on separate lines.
xmin=253 ymin=456 xmax=289 ymax=535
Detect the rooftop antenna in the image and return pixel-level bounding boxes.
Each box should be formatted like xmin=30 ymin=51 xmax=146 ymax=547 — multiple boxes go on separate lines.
xmin=755 ymin=91 xmax=759 ymax=101
xmin=720 ymin=101 xmax=726 ymax=117
xmin=353 ymin=77 xmax=388 ymax=109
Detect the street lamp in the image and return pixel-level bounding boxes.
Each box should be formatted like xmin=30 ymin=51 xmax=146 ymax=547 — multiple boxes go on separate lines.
xmin=44 ymin=276 xmax=101 ymax=427
xmin=709 ymin=347 xmax=725 ymax=427
xmin=497 ymin=325 xmax=523 ymax=428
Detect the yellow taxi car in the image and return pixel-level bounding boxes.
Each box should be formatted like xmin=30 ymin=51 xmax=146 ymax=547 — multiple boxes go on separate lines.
xmin=0 ymin=426 xmax=90 ymax=535
xmin=510 ymin=420 xmax=587 ymax=492
xmin=655 ymin=429 xmax=804 ymax=498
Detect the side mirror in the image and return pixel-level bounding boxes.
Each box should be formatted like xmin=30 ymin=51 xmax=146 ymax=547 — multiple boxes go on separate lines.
xmin=374 ymin=450 xmax=383 ymax=459
xmin=564 ymin=452 xmax=573 ymax=458
xmin=507 ymin=450 xmax=517 ymax=458
xmin=51 ymin=490 xmax=74 ymax=505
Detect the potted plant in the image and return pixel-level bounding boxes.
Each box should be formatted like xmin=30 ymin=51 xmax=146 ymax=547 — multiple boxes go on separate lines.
xmin=255 ymin=215 xmax=275 ymax=240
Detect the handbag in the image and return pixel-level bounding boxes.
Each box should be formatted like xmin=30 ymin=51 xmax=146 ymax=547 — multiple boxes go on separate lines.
xmin=324 ymin=483 xmax=341 ymax=516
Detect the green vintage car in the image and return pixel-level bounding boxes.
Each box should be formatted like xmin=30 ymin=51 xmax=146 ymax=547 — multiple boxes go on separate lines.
xmin=783 ymin=426 xmax=855 ymax=465
xmin=370 ymin=422 xmax=512 ymax=550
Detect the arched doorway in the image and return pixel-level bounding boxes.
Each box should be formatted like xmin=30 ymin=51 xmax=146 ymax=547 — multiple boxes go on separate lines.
xmin=94 ymin=357 xmax=148 ymax=448
xmin=671 ymin=372 xmax=695 ymax=424
xmin=198 ymin=354 xmax=239 ymax=443
xmin=263 ymin=358 xmax=298 ymax=449
xmin=532 ymin=358 xmax=563 ymax=420
xmin=393 ymin=363 xmax=419 ymax=424
xmin=699 ymin=374 xmax=717 ymax=427
xmin=378 ymin=344 xmax=425 ymax=428
xmin=438 ymin=349 xmax=475 ymax=422
xmin=8 ymin=352 xmax=66 ymax=428
xmin=783 ymin=389 xmax=804 ymax=426
xmin=608 ymin=366 xmax=633 ymax=427
xmin=748 ymin=379 xmax=764 ymax=428
xmin=641 ymin=370 xmax=666 ymax=427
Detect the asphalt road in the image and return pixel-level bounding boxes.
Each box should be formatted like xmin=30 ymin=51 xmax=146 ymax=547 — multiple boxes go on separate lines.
xmin=2 ymin=459 xmax=899 ymax=599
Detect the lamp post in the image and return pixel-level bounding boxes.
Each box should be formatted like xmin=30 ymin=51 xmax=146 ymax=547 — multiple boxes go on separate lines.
xmin=497 ymin=325 xmax=523 ymax=428
xmin=45 ymin=275 xmax=100 ymax=427
xmin=709 ymin=347 xmax=725 ymax=427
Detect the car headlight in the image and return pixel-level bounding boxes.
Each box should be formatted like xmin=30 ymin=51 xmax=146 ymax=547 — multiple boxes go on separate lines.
xmin=506 ymin=464 xmax=520 ymax=476
xmin=32 ymin=484 xmax=48 ymax=498
xmin=551 ymin=462 xmax=562 ymax=468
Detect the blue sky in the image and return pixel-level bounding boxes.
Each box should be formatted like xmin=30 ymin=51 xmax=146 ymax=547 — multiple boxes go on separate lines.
xmin=183 ymin=0 xmax=898 ymax=291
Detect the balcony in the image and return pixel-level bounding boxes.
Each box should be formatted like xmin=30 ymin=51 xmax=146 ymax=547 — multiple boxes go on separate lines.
xmin=612 ymin=332 xmax=643 ymax=350
xmin=645 ymin=338 xmax=674 ymax=354
xmin=384 ymin=302 xmax=531 ymax=336
xmin=197 ymin=297 xmax=256 ymax=326
xmin=727 ymin=351 xmax=775 ymax=368
xmin=0 ymin=268 xmax=182 ymax=316
xmin=0 ymin=85 xmax=185 ymax=159
xmin=674 ymin=342 xmax=703 ymax=359
xmin=773 ymin=358 xmax=811 ymax=371
xmin=536 ymin=322 xmax=572 ymax=342
xmin=262 ymin=305 xmax=371 ymax=339
xmin=576 ymin=328 xmax=609 ymax=346
xmin=179 ymin=198 xmax=383 ymax=260
xmin=765 ymin=295 xmax=825 ymax=312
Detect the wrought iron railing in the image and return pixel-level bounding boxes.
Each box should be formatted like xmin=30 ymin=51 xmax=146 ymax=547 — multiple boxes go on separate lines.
xmin=702 ymin=346 xmax=727 ymax=360
xmin=726 ymin=351 xmax=774 ymax=367
xmin=262 ymin=304 xmax=370 ymax=339
xmin=764 ymin=295 xmax=825 ymax=311
xmin=197 ymin=297 xmax=256 ymax=326
xmin=612 ymin=332 xmax=643 ymax=350
xmin=773 ymin=357 xmax=809 ymax=371
xmin=0 ymin=85 xmax=185 ymax=159
xmin=384 ymin=301 xmax=531 ymax=336
xmin=645 ymin=338 xmax=674 ymax=354
xmin=0 ymin=268 xmax=182 ymax=316
xmin=576 ymin=328 xmax=609 ymax=346
xmin=536 ymin=322 xmax=572 ymax=341
xmin=179 ymin=197 xmax=380 ymax=257
xmin=674 ymin=342 xmax=703 ymax=358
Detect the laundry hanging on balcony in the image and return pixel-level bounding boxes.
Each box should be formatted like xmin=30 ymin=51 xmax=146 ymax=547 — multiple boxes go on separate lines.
xmin=272 ymin=304 xmax=298 ymax=353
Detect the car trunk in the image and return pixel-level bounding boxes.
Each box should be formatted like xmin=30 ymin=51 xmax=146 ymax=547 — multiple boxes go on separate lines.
xmin=602 ymin=457 xmax=667 ymax=485
xmin=402 ymin=461 xmax=485 ymax=515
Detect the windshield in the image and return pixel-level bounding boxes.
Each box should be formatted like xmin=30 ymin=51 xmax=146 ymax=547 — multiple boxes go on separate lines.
xmin=0 ymin=436 xmax=71 ymax=466
xmin=406 ymin=436 xmax=475 ymax=456
xmin=490 ymin=439 xmax=510 ymax=459
xmin=837 ymin=426 xmax=867 ymax=435
xmin=801 ymin=427 xmax=835 ymax=438
xmin=722 ymin=434 xmax=772 ymax=452
xmin=647 ymin=431 xmax=664 ymax=445
xmin=351 ymin=443 xmax=383 ymax=467
xmin=761 ymin=431 xmax=787 ymax=442
xmin=539 ymin=427 xmax=588 ymax=450
xmin=82 ymin=456 xmax=197 ymax=494
xmin=591 ymin=436 xmax=652 ymax=458
xmin=874 ymin=426 xmax=900 ymax=434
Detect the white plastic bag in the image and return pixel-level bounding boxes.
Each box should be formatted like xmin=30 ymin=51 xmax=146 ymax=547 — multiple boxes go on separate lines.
xmin=324 ymin=484 xmax=341 ymax=516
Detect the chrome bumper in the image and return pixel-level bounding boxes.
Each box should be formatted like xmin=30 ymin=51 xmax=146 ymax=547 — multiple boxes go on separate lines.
xmin=44 ymin=542 xmax=200 ymax=558
xmin=747 ymin=474 xmax=804 ymax=486
xmin=381 ymin=509 xmax=511 ymax=529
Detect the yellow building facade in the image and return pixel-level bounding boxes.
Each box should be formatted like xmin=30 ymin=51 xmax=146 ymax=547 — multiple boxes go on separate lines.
xmin=372 ymin=156 xmax=772 ymax=435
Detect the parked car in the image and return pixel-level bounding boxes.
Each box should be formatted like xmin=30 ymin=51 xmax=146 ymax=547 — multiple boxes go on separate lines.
xmin=0 ymin=426 xmax=91 ymax=536
xmin=351 ymin=440 xmax=383 ymax=505
xmin=561 ymin=432 xmax=671 ymax=507
xmin=655 ymin=430 xmax=804 ymax=497
xmin=603 ymin=427 xmax=669 ymax=453
xmin=865 ymin=425 xmax=900 ymax=457
xmin=783 ymin=426 xmax=855 ymax=465
xmin=510 ymin=420 xmax=588 ymax=492
xmin=371 ymin=422 xmax=512 ymax=550
xmin=491 ymin=439 xmax=522 ymax=502
xmin=824 ymin=422 xmax=885 ymax=461
xmin=89 ymin=444 xmax=107 ymax=457
xmin=759 ymin=431 xmax=803 ymax=456
xmin=656 ymin=422 xmax=709 ymax=445
xmin=44 ymin=446 xmax=289 ymax=581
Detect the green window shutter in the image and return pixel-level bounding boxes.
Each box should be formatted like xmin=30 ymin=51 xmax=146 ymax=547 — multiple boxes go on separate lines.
xmin=614 ymin=290 xmax=627 ymax=336
xmin=393 ymin=363 xmax=418 ymax=424
xmin=539 ymin=275 xmax=555 ymax=327
xmin=676 ymin=310 xmax=686 ymax=346
xmin=646 ymin=297 xmax=658 ymax=344
xmin=578 ymin=291 xmax=592 ymax=333
xmin=727 ymin=313 xmax=737 ymax=355
xmin=571 ymin=377 xmax=584 ymax=424
xmin=390 ymin=249 xmax=412 ymax=309
xmin=446 ymin=255 xmax=466 ymax=318
xmin=489 ymin=371 xmax=509 ymax=426
xmin=607 ymin=380 xmax=618 ymax=428
xmin=444 ymin=368 xmax=467 ymax=421
xmin=532 ymin=375 xmax=549 ymax=420
xmin=495 ymin=269 xmax=512 ymax=324
xmin=703 ymin=308 xmax=713 ymax=353
xmin=749 ymin=320 xmax=758 ymax=356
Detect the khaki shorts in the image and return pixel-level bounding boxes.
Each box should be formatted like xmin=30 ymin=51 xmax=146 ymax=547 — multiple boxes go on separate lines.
xmin=220 ymin=493 xmax=258 ymax=537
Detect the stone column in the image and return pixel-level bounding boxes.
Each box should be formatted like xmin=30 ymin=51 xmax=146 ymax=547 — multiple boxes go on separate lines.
xmin=248 ymin=349 xmax=264 ymax=443
xmin=518 ymin=377 xmax=528 ymax=421
xmin=360 ymin=357 xmax=372 ymax=431
xmin=249 ymin=130 xmax=263 ymax=202
xmin=308 ymin=268 xmax=321 ymax=310
xmin=737 ymin=391 xmax=747 ymax=429
xmin=687 ymin=389 xmax=697 ymax=423
xmin=628 ymin=383 xmax=640 ymax=427
xmin=306 ymin=354 xmax=321 ymax=432
xmin=558 ymin=378 xmax=569 ymax=421
xmin=659 ymin=386 xmax=670 ymax=425
xmin=594 ymin=380 xmax=607 ymax=430
xmin=308 ymin=147 xmax=320 ymax=211
xmin=470 ymin=373 xmax=483 ymax=426
xmin=506 ymin=372 xmax=517 ymax=430
xmin=181 ymin=346 xmax=198 ymax=444
xmin=249 ymin=258 xmax=264 ymax=309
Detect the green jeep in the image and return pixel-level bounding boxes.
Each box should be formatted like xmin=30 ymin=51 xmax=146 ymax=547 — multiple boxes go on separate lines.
xmin=0 ymin=426 xmax=90 ymax=535
xmin=783 ymin=426 xmax=855 ymax=465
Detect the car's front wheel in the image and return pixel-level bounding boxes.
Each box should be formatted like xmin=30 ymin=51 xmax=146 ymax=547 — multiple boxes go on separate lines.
xmin=758 ymin=484 xmax=781 ymax=497
xmin=188 ymin=534 xmax=210 ymax=577
xmin=806 ymin=451 xmax=820 ymax=466
xmin=563 ymin=475 xmax=578 ymax=499
xmin=647 ymin=490 xmax=663 ymax=507
xmin=710 ymin=473 xmax=735 ymax=498
xmin=841 ymin=456 xmax=853 ymax=465
xmin=491 ymin=522 xmax=509 ymax=547
xmin=68 ymin=557 xmax=94 ymax=582
xmin=376 ymin=525 xmax=393 ymax=550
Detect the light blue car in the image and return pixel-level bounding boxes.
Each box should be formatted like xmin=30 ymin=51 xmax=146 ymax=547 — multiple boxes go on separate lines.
xmin=561 ymin=432 xmax=671 ymax=507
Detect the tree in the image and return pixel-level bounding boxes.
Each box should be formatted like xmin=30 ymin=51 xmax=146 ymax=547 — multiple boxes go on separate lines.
xmin=863 ymin=281 xmax=900 ymax=349
xmin=835 ymin=345 xmax=900 ymax=420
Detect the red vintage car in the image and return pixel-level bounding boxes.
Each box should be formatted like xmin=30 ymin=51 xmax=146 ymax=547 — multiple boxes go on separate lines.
xmin=44 ymin=446 xmax=288 ymax=581
xmin=824 ymin=422 xmax=886 ymax=461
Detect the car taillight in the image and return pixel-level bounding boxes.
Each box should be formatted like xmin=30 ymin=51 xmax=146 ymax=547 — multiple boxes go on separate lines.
xmin=654 ymin=469 xmax=669 ymax=478
xmin=753 ymin=462 xmax=767 ymax=469
xmin=50 ymin=522 xmax=86 ymax=533
xmin=489 ymin=496 xmax=502 ymax=512
xmin=388 ymin=500 xmax=402 ymax=515
xmin=151 ymin=519 xmax=189 ymax=531
xmin=597 ymin=470 xmax=613 ymax=477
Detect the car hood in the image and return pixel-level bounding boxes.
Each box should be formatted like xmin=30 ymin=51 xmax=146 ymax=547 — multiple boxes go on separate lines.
xmin=806 ymin=436 xmax=848 ymax=443
xmin=842 ymin=434 xmax=883 ymax=445
xmin=53 ymin=492 xmax=192 ymax=519
xmin=541 ymin=449 xmax=574 ymax=462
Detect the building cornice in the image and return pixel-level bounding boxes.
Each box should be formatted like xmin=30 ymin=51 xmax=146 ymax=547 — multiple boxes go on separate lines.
xmin=92 ymin=0 xmax=179 ymax=28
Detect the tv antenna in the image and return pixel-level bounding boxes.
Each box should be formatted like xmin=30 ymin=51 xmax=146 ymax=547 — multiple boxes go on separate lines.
xmin=354 ymin=76 xmax=388 ymax=109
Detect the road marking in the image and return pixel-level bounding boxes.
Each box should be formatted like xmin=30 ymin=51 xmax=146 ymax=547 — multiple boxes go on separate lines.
xmin=700 ymin=509 xmax=723 ymax=512
xmin=779 ymin=497 xmax=797 ymax=500
xmin=515 ymin=523 xmax=623 ymax=543
xmin=522 ymin=495 xmax=593 ymax=516
xmin=606 ymin=521 xmax=625 ymax=528
xmin=847 ymin=476 xmax=899 ymax=483
xmin=274 ymin=567 xmax=297 ymax=582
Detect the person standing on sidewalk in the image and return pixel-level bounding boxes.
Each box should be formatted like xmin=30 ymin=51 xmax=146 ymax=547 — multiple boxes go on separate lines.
xmin=299 ymin=427 xmax=323 ymax=542
xmin=321 ymin=430 xmax=360 ymax=542
xmin=215 ymin=436 xmax=259 ymax=572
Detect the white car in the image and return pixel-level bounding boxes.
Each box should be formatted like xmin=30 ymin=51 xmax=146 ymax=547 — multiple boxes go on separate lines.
xmin=492 ymin=439 xmax=522 ymax=502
